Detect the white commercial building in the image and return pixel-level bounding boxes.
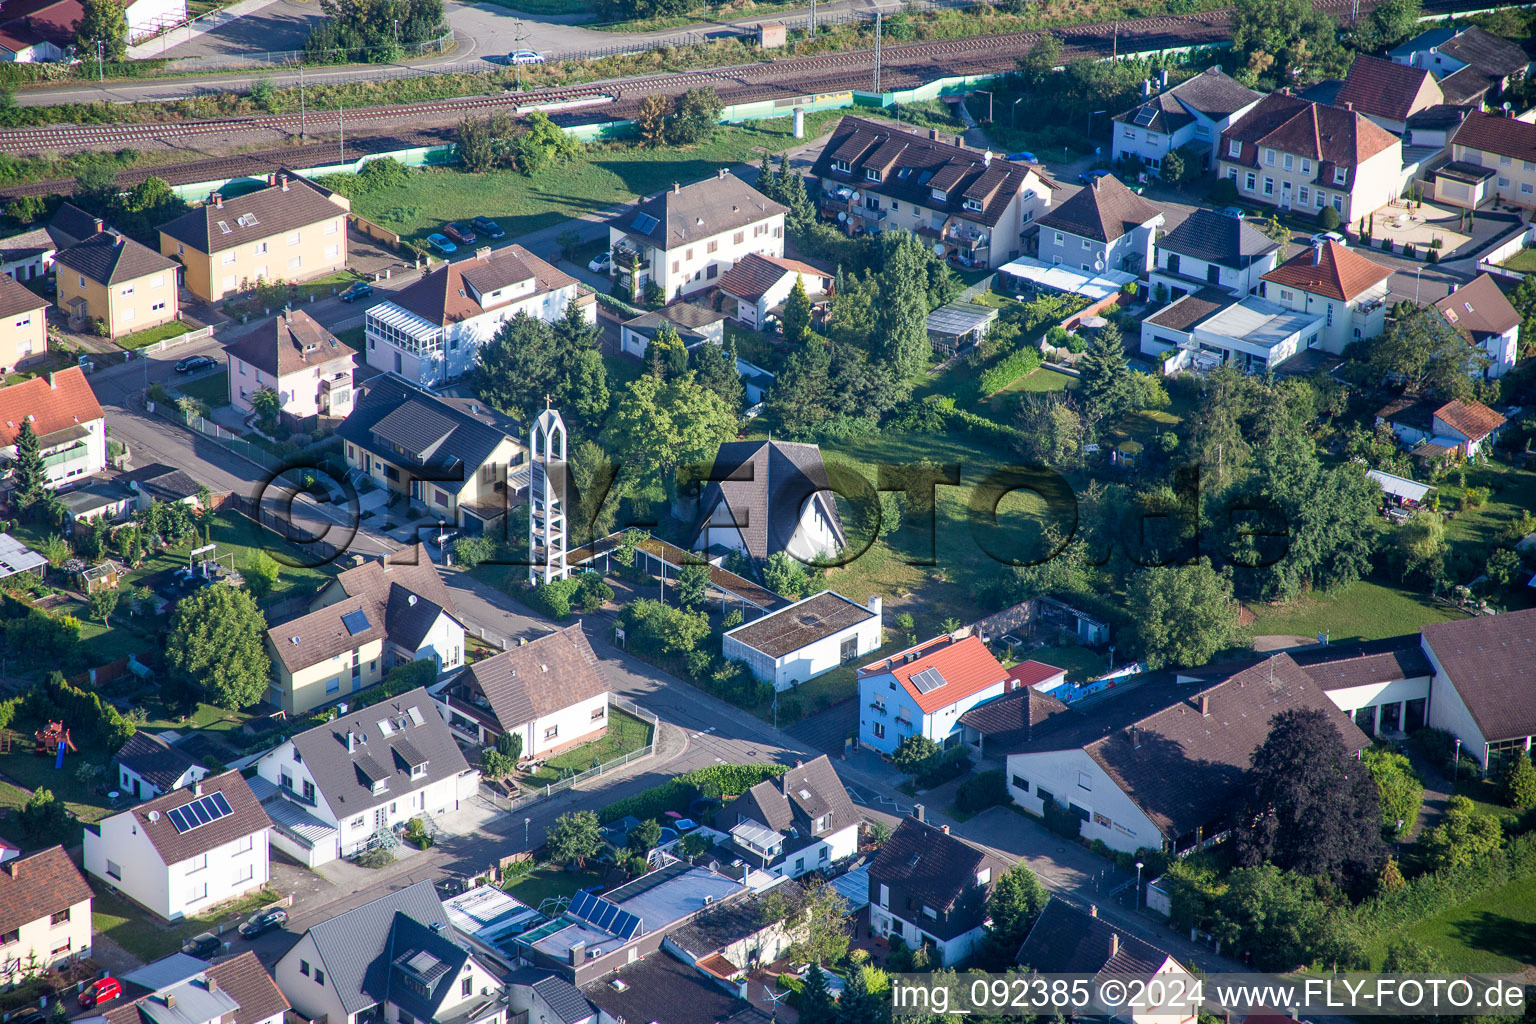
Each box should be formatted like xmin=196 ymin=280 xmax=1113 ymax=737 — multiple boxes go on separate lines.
xmin=723 ymin=591 xmax=883 ymax=691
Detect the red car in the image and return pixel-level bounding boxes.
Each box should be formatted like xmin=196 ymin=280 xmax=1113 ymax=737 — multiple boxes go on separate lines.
xmin=443 ymin=222 xmax=477 ymax=244
xmin=80 ymin=978 xmax=122 ymax=1008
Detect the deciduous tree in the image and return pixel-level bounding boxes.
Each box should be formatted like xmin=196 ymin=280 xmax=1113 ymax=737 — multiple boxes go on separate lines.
xmin=1362 ymin=746 xmax=1423 ymax=838
xmin=547 ymin=809 xmax=603 ymax=865
xmin=1368 ymin=305 xmax=1487 ymax=401
xmin=1421 ymin=795 xmax=1502 ymax=870
xmin=1125 ymin=559 xmax=1235 ymax=670
xmin=762 ymin=551 xmax=810 ymax=599
xmin=1500 ymin=750 xmax=1536 ymax=811
xmin=601 ymin=373 xmax=735 ymax=496
xmin=165 ymin=585 xmax=271 ymax=709
xmin=75 ymin=0 xmax=127 ymax=61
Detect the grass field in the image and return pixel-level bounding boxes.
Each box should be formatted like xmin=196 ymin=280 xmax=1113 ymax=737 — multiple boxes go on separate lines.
xmin=115 ymin=319 xmax=192 ymax=351
xmin=1365 ymin=872 xmax=1536 ymax=972
xmin=92 ymin=884 xmax=279 ymax=961
xmin=522 ymin=707 xmax=654 ymax=783
xmin=503 ymin=865 xmax=607 ymax=912
xmin=345 ymin=112 xmax=845 ymax=247
xmin=1245 ymin=578 xmax=1466 ymax=643
xmin=175 ymin=369 xmax=230 ymax=408
xmin=1497 ymin=247 xmax=1536 ymax=273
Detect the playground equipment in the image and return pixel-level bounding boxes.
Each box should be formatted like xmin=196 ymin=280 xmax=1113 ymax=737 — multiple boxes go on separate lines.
xmin=34 ymin=721 xmax=76 ymax=757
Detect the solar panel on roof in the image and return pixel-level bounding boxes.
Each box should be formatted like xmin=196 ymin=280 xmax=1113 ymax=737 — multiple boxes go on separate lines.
xmin=1133 ymin=107 xmax=1158 ymax=126
xmin=342 ymin=609 xmax=371 ymax=635
xmin=910 ymin=667 xmax=947 ymax=694
xmin=167 ymin=793 xmax=236 ymax=834
xmin=632 ymin=212 xmax=659 ymax=234
xmin=167 ymin=808 xmax=190 ymax=831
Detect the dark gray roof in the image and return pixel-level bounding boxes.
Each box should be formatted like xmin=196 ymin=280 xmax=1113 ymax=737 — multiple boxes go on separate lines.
xmin=299 ymin=880 xmax=450 ymax=1016
xmin=1438 ymin=26 xmax=1531 ymax=78
xmin=1037 ymin=176 xmax=1162 ymax=244
xmin=286 ymin=687 xmax=471 ymax=817
xmin=868 ymin=818 xmax=1005 ymax=941
xmin=48 ymin=203 xmax=105 ymax=249
xmin=580 ymin=951 xmax=768 ymax=1024
xmin=622 ymin=173 xmax=785 ymax=250
xmin=1158 ymin=209 xmax=1279 ymax=268
xmin=121 ymin=464 xmax=202 ymax=504
xmin=688 ymin=441 xmax=847 ymax=562
xmin=714 ymin=756 xmax=858 ymax=864
xmin=1420 ymin=609 xmax=1536 ymax=744
xmin=724 ymin=591 xmax=875 ymax=658
xmin=530 ymin=975 xmax=594 ymax=1024
xmin=1113 ymin=67 xmax=1260 ymax=130
xmin=122 ymin=771 xmax=271 ymax=866
xmin=1017 ymin=899 xmax=1173 ymax=977
xmin=456 ymin=624 xmax=608 ymax=733
xmin=1436 ymin=66 xmax=1494 ymax=105
xmin=158 ymin=175 xmax=344 ymax=255
xmin=338 ymin=374 xmax=518 ymax=492
xmin=1290 ymin=633 xmax=1433 ymax=688
xmin=114 ymin=732 xmax=203 ymax=793
xmin=54 ymin=230 xmax=177 ymax=286
xmin=958 ymin=687 xmax=1071 ymax=749
xmin=667 ymin=881 xmax=804 ymax=958
xmin=384 ymin=914 xmax=471 ymax=1022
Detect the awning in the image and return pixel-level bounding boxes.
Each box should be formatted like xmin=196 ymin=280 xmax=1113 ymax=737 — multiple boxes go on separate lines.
xmin=996 ymin=257 xmax=1135 ymax=302
xmin=1366 ymin=469 xmax=1434 ymax=503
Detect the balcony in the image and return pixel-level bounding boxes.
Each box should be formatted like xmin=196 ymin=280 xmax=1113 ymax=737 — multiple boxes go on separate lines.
xmin=612 ymin=242 xmax=650 ymax=273
xmin=895 ymin=716 xmax=914 ymax=729
xmin=1353 ymin=297 xmax=1385 ymax=320
xmin=41 ymin=442 xmax=91 ymax=471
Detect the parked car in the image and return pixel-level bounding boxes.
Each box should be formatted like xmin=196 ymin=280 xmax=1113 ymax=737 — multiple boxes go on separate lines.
xmin=588 ymin=251 xmax=612 ymax=273
xmin=174 ymin=354 xmax=216 ymax=374
xmin=238 ymin=907 xmax=289 ymax=938
xmin=339 ymin=281 xmax=373 ymax=303
xmin=427 ymin=233 xmax=458 ymax=255
xmin=1215 ymin=206 xmax=1247 ymax=220
xmin=444 ymin=222 xmax=477 ymax=244
xmin=13 ymin=1009 xmax=46 ymax=1024
xmin=182 ymin=932 xmax=223 ymax=958
xmin=1078 ymin=168 xmax=1113 ymax=185
xmin=470 ymin=216 xmax=505 ymax=239
xmin=1006 ymin=151 xmax=1038 ymax=163
xmin=508 ymin=50 xmax=545 ymax=64
xmin=80 ymin=979 xmax=122 ymax=1008
xmin=1314 ymin=231 xmax=1348 ymax=247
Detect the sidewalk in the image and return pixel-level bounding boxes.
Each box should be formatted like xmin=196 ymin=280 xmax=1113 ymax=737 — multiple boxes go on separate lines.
xmin=127 ymin=0 xmax=291 ymax=60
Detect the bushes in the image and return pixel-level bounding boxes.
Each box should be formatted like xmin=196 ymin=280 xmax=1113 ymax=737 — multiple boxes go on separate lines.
xmin=526 ymin=576 xmax=581 ymax=619
xmin=617 ymin=598 xmax=709 ymax=657
xmin=598 ymin=763 xmax=787 ymax=824
xmin=955 ymin=769 xmax=1008 ymax=814
xmin=976 ymin=346 xmax=1042 ymax=395
xmin=1353 ymin=832 xmax=1536 ymax=943
xmin=1042 ymin=798 xmax=1085 ymax=840
xmin=24 ymin=671 xmax=134 ymax=752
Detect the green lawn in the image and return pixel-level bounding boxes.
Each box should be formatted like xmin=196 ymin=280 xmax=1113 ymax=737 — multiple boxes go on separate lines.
xmin=1245 ymin=578 xmax=1467 ymax=643
xmin=91 ymin=884 xmax=280 ymax=962
xmin=1023 ymin=644 xmax=1105 ymax=683
xmin=1366 ymin=871 xmax=1536 ymax=972
xmin=503 ymin=865 xmax=607 ymax=912
xmin=1497 ymin=247 xmax=1536 ymax=273
xmin=522 ymin=707 xmax=654 ymax=783
xmin=335 ymin=326 xmax=365 ymax=351
xmin=115 ymin=319 xmax=193 ymax=351
xmin=345 ymin=112 xmax=846 ymax=247
xmin=175 ymin=369 xmax=230 ymax=408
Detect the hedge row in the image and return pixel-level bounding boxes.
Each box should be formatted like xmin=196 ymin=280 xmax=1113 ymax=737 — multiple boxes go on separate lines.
xmin=976 ymin=346 xmax=1042 ymax=396
xmin=1351 ymin=832 xmax=1536 ymax=941
xmin=940 ymin=403 xmax=1025 ymax=449
xmin=598 ymin=763 xmax=787 ymax=824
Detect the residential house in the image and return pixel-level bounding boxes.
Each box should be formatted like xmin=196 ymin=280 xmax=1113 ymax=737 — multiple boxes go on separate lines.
xmin=0 ymin=846 xmax=93 ymax=986
xmin=1140 ymin=287 xmax=1324 ymax=374
xmin=715 ymin=253 xmax=831 ymax=329
xmin=0 ymin=202 xmax=103 ymax=282
xmin=1429 ymin=398 xmax=1508 ymax=456
xmin=1004 ymin=654 xmax=1370 ymax=854
xmin=1377 ymin=394 xmax=1507 ymax=458
xmin=1036 ymin=175 xmax=1164 ymax=277
xmin=0 ymin=367 xmax=107 ymax=494
xmin=1334 ymin=55 xmax=1445 ymax=134
xmin=868 ymin=815 xmax=1006 ymax=966
xmin=926 ymin=301 xmax=999 ymax=356
xmin=1433 ymin=273 xmax=1520 ymax=378
xmin=711 ymin=755 xmax=860 ymax=878
xmin=808 ymin=116 xmax=1054 ymax=269
xmin=103 ymin=952 xmax=290 ymax=1024
xmin=225 ymin=309 xmax=356 ymax=428
xmin=608 ymin=171 xmax=786 ymax=301
xmin=114 ymin=731 xmax=208 ymax=802
xmin=1016 ymin=900 xmax=1196 ymax=1024
xmin=1217 ymin=93 xmax=1402 ymax=222
xmin=337 ymin=373 xmax=526 ymax=534
xmin=1389 ymin=25 xmax=1532 ymax=92
xmin=363 ymin=244 xmax=590 ymax=386
xmin=689 ymin=440 xmax=845 ymax=566
xmin=958 ymin=665 xmax=1070 ymax=757
xmin=506 ymin=968 xmax=597 ymax=1024
xmin=662 ymin=878 xmax=805 ymax=979
xmin=580 ymin=950 xmax=770 ymax=1024
xmin=1405 ymin=104 xmax=1476 ymax=151
xmin=55 ymin=230 xmax=179 ymax=339
xmin=59 ymin=478 xmax=136 ymax=527
xmin=253 ymin=688 xmax=475 ymax=866
xmin=0 ymin=273 xmax=47 ymax=374
xmin=618 ymin=302 xmax=728 ymax=359
xmin=1260 ymin=240 xmax=1393 ymax=351
xmin=0 ymin=0 xmax=185 ymax=58
xmin=1443 ymin=112 xmax=1536 ymax=209
xmin=1421 ymin=608 xmax=1536 ymax=772
xmin=857 ymin=633 xmax=1010 ymax=756
xmin=82 ymin=771 xmax=272 ymax=921
xmin=1111 ymin=67 xmax=1263 ymax=174
xmin=433 ymin=623 xmax=611 ymax=753
xmin=159 ymin=173 xmax=348 ymax=302
xmin=1148 ymin=207 xmax=1281 ymax=301
xmin=722 ymin=591 xmax=883 ymax=690
xmin=275 ymin=880 xmax=506 ymax=1024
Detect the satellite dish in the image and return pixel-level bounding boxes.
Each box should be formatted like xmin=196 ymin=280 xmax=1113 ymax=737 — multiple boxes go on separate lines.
xmin=838 ymin=211 xmax=847 ymax=222
xmin=851 ymin=191 xmax=861 ymax=202
xmin=1094 ymin=258 xmax=1106 ymax=273
xmin=933 ymin=243 xmax=945 ymax=255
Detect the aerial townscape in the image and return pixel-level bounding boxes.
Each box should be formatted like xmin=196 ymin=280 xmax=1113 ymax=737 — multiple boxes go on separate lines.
xmin=1 ymin=0 xmax=1536 ymax=1019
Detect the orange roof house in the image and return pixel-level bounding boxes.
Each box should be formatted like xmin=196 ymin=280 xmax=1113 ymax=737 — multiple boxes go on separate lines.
xmin=0 ymin=367 xmax=107 ymax=493
xmin=1261 ymin=240 xmax=1393 ymax=302
xmin=857 ymin=633 xmax=1011 ymax=753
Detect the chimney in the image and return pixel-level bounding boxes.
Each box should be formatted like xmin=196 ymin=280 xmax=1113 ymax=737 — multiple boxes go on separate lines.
xmin=929 ymin=128 xmax=940 ymax=141
xmin=476 ymin=246 xmax=492 ymax=260
xmin=207 ymin=976 xmax=219 ymax=995
xmin=954 ymin=135 xmax=964 ymax=148
xmin=867 ymin=595 xmax=882 ymax=618
xmin=940 ymin=824 xmax=950 ymax=834
xmin=1109 ymin=933 xmax=1120 ymax=958
xmin=165 ymin=994 xmax=177 ymax=1010
xmin=717 ymin=167 xmax=728 ymax=179
xmin=913 ymin=803 xmax=925 ymax=822
xmin=1142 ymin=78 xmax=1151 ymax=98
xmin=1128 ymin=724 xmax=1139 ymax=748
xmin=194 ymin=780 xmax=203 ymax=796
xmin=1159 ymin=68 xmax=1169 ymax=88
xmin=568 ymin=941 xmax=586 ymax=967
xmin=1089 ymin=904 xmax=1098 ymax=917
xmin=280 ymin=173 xmax=290 ymax=192
xmin=91 ymin=217 xmax=104 ymax=233
xmin=1344 ymin=101 xmax=1354 ymax=112
xmin=212 ymin=192 xmax=223 ymax=208
xmin=673 ymin=182 xmax=681 ymax=194
xmin=1313 ymin=242 xmax=1324 ymax=264
xmin=47 ymin=372 xmax=57 ymax=390
xmin=346 ymin=731 xmax=356 ymax=752
xmin=1198 ymin=694 xmax=1210 ymax=717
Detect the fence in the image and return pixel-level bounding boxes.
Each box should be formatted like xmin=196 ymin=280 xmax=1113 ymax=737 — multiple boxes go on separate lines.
xmin=481 ymin=695 xmax=660 ymax=813
xmin=152 ymin=28 xmax=456 ymax=74
xmin=1476 ymin=222 xmax=1535 ymax=279
xmin=147 ymin=397 xmax=287 ymax=473
xmin=135 ymin=323 xmax=214 ymax=354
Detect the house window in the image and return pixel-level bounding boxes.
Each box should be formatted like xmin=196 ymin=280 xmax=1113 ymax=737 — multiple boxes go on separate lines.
xmin=1334 ymin=167 xmax=1348 ymax=185
xmin=833 ymin=159 xmax=849 ymax=172
xmin=188 ymin=881 xmax=209 ymax=903
xmin=188 ymin=853 xmax=208 ymax=872
xmin=50 ymin=908 xmax=70 ymax=925
xmin=685 ymin=248 xmax=694 ymax=260
xmin=121 ymin=284 xmax=134 ymax=296
xmin=326 ymin=677 xmax=340 ymax=694
xmin=671 ymin=260 xmax=680 ymax=273
xmin=1038 ymin=787 xmax=1055 ymax=805
xmin=591 ymin=705 xmax=605 ymax=720
xmin=1522 ymin=183 xmax=1534 ymax=195
xmin=1301 ymin=159 xmax=1311 ymax=174
xmin=1499 ymin=176 xmax=1511 ymax=188
xmin=288 ymin=256 xmax=302 ymax=271
xmin=1326 ymin=302 xmax=1334 ymax=327
xmin=733 ymin=231 xmax=744 ymax=244
xmin=1315 ymin=191 xmax=1326 ymax=209
xmin=106 ymin=860 xmax=122 ymax=880
xmin=315 ymin=970 xmax=325 ymax=985
xmin=462 ymin=977 xmax=474 ymax=998
xmin=254 ymin=242 xmax=268 ymax=255
xmin=303 ymin=780 xmax=315 ymax=802
xmin=1122 ymin=126 xmax=1135 ymax=139
xmin=706 ymin=264 xmax=718 ymax=279
xmin=1077 ymin=771 xmax=1092 ymax=790
xmin=1053 ymin=232 xmax=1063 ymax=245
xmin=1263 ymin=177 xmax=1274 ymax=196
xmin=1244 ymin=172 xmax=1256 ymax=192
xmin=1282 ymin=154 xmax=1293 ymax=171
xmin=1195 ymin=125 xmax=1209 ymax=138
xmin=1280 ymin=289 xmax=1294 ymax=301
xmin=1227 ymin=139 xmax=1240 ymax=157
xmin=1081 ymin=239 xmax=1091 ymax=250
xmin=325 ymin=220 xmax=340 ymax=235
xmin=1299 ymin=186 xmax=1309 ymax=204
xmin=301 ymin=961 xmax=311 ymax=976
xmin=1332 ymin=195 xmax=1343 ymax=213
xmin=873 ymin=722 xmax=886 ymax=739
xmin=234 ymin=863 xmax=255 ymax=884
xmin=706 ymin=240 xmax=718 ymax=253
xmin=222 ymin=252 xmax=236 ymax=265
xmin=50 ymin=940 xmax=70 ymax=956
xmin=400 ymin=1014 xmax=415 ymax=1024
xmin=865 ymin=168 xmax=881 ymax=181
xmin=0 ymin=931 xmax=17 ymax=946
xmin=1012 ymin=775 xmax=1029 ymax=791
xmin=794 ymin=857 xmax=805 ymax=873
xmin=544 ymin=725 xmax=558 ymax=740
xmin=1264 ymin=149 xmax=1275 ymax=166
xmin=287 ymin=231 xmax=302 ymax=246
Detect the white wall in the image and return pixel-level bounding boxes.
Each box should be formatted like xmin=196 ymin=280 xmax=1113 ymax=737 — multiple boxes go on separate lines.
xmin=84 ymin=812 xmax=268 ymax=920
xmin=868 ymin=903 xmax=983 ymax=967
xmin=2 ymin=417 xmax=109 ymax=491
xmin=859 ymin=673 xmax=1005 ymax=755
xmin=620 ymin=213 xmax=787 ymax=300
xmin=171 ymin=831 xmax=270 ymax=920
xmin=408 ymin=611 xmax=466 ymax=674
xmin=774 ymin=823 xmax=858 ymax=878
xmin=1005 ymin=748 xmax=1161 ymax=854
xmin=725 ymin=611 xmax=883 ymax=690
xmin=276 ymin=932 xmax=350 ymax=1024
xmin=1320 ymin=675 xmax=1431 ymax=716
xmin=118 ymin=762 xmax=206 ymax=802
xmin=527 ymin=691 xmax=610 ymax=757
xmin=1422 ymin=642 xmax=1492 ymax=766
xmin=84 ymin=813 xmax=171 ymax=918
xmin=0 ymin=894 xmax=92 ymax=985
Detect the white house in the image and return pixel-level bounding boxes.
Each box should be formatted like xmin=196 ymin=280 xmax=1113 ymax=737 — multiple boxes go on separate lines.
xmin=1111 ymin=67 xmax=1263 ymax=175
xmin=710 ymin=755 xmax=861 ymax=878
xmin=867 ymin=815 xmax=1006 ymax=966
xmin=1433 ymin=274 xmax=1520 ymax=378
xmin=1036 ymin=175 xmax=1164 ymax=277
xmin=276 ymin=880 xmax=506 ymax=1024
xmin=1148 ymin=208 xmax=1280 ymax=301
xmin=432 ymin=623 xmax=612 ymax=754
xmin=0 ymin=367 xmax=106 ymax=493
xmin=82 ymin=771 xmax=272 ymax=921
xmin=0 ymin=0 xmax=186 ymax=60
xmin=608 ymin=171 xmax=786 ymax=302
xmin=104 ymin=952 xmax=291 ymax=1024
xmin=225 ymin=309 xmax=355 ymax=426
xmin=1260 ymin=240 xmax=1393 ymax=352
xmin=723 ymin=591 xmax=883 ymax=690
xmin=253 ymin=688 xmax=476 ymax=867
xmin=689 ymin=440 xmax=845 ymax=567
xmin=617 ymin=302 xmax=728 ymax=360
xmin=1139 ymin=290 xmax=1324 ymax=375
xmin=1421 ymin=608 xmax=1536 ymax=774
xmin=1388 ymin=25 xmax=1532 ymax=90
xmin=857 ymin=633 xmax=1010 ymax=756
xmin=113 ymin=731 xmax=207 ymax=802
xmin=0 ymin=846 xmax=93 ymax=986
xmin=364 ymin=245 xmax=592 ymax=386
xmin=715 ymin=253 xmax=832 ymax=329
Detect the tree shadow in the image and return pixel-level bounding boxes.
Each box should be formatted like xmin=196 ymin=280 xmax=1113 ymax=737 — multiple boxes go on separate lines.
xmin=1446 ymin=910 xmax=1536 ymax=968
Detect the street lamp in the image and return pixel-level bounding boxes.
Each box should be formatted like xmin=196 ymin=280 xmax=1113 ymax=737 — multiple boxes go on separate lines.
xmin=523 ymin=816 xmax=531 ymax=846
xmin=1010 ymin=96 xmax=1023 ymax=130
xmin=1413 ymin=265 xmax=1425 ymax=305
xmin=1453 ymin=737 xmax=1462 ymax=781
xmin=975 ymin=89 xmax=993 ymax=123
xmin=1134 ymin=860 xmax=1144 ymax=910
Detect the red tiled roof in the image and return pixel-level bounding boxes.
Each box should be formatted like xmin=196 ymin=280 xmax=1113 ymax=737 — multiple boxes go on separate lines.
xmin=1221 ymin=93 xmax=1399 ymax=179
xmin=1451 ymin=110 xmax=1536 ymax=162
xmin=0 ymin=366 xmax=104 ymax=446
xmin=861 ymin=634 xmax=1008 ymax=713
xmin=1261 ymin=241 xmax=1392 ymax=302
xmin=1433 ymin=398 xmax=1506 ymax=440
xmin=0 ymin=846 xmax=92 ymax=937
xmin=1334 ymin=55 xmax=1443 ymax=121
xmin=1007 ymin=660 xmax=1068 ymax=690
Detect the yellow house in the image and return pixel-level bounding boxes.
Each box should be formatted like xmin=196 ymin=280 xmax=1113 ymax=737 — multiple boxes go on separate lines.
xmin=54 ymin=231 xmax=180 ymax=339
xmin=0 ymin=845 xmax=95 ymax=986
xmin=0 ymin=273 xmax=48 ymax=374
xmin=159 ymin=172 xmax=350 ymax=302
xmin=267 ymin=596 xmax=388 ymax=715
